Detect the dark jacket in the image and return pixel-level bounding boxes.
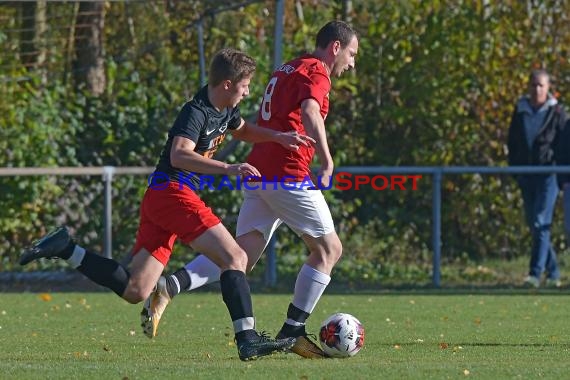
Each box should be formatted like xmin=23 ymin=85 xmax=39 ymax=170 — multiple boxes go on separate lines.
xmin=554 ymin=118 xmax=570 ymax=186
xmin=507 ymin=96 xmax=567 ymax=167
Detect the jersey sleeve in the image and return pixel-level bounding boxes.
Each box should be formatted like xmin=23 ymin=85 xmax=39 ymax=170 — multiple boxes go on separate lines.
xmin=169 ymin=102 xmax=207 ymax=143
xmin=296 ymin=70 xmax=330 ymax=108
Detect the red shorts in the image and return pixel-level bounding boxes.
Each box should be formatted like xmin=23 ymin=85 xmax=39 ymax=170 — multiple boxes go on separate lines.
xmin=132 ymin=182 xmax=220 ymax=266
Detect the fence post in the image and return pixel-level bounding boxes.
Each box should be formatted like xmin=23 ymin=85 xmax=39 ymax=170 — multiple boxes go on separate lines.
xmin=103 ymin=166 xmax=115 ymax=259
xmin=273 ymin=0 xmax=284 ymax=69
xmin=432 ymin=169 xmax=442 ymax=287
xmin=262 ymin=0 xmax=285 ymax=288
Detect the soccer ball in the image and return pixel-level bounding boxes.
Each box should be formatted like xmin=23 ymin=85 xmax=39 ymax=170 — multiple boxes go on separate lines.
xmin=319 ymin=312 xmax=365 ymax=358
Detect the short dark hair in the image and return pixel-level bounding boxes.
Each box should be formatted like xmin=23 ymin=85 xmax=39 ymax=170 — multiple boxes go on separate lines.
xmin=529 ymin=68 xmax=550 ymax=84
xmin=209 ymin=48 xmax=256 ymax=86
xmin=315 ymin=20 xmax=357 ymax=49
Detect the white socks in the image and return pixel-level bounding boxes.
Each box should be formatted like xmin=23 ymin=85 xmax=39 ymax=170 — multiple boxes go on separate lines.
xmin=233 ymin=317 xmax=255 ymax=333
xmin=184 ymin=255 xmax=221 ymax=291
xmin=289 ymin=264 xmax=330 ymax=318
xmin=181 ymin=258 xmax=331 ymax=323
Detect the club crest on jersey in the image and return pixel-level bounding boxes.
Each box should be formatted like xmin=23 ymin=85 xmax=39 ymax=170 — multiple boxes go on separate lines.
xmin=277 ymin=64 xmax=295 ymax=74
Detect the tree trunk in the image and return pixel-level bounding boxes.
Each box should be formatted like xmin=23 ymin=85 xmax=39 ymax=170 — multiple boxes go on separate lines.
xmin=20 ymin=0 xmax=47 ymax=82
xmin=73 ymin=1 xmax=106 ymax=96
xmin=342 ymin=0 xmax=352 ymax=23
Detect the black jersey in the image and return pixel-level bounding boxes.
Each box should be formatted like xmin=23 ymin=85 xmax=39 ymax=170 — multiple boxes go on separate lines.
xmin=153 ymin=86 xmax=242 ymax=188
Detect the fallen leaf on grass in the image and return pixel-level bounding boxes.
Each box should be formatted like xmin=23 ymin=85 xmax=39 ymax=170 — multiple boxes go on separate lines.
xmin=39 ymin=293 xmax=52 ymax=302
xmin=439 ymin=342 xmax=449 ymax=349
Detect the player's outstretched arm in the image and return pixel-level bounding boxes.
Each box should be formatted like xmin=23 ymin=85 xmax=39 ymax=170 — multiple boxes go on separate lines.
xmin=231 ymin=119 xmax=315 ymax=150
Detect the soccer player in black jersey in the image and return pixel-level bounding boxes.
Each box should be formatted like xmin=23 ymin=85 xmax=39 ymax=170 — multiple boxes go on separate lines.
xmin=19 ymin=48 xmax=314 ymax=361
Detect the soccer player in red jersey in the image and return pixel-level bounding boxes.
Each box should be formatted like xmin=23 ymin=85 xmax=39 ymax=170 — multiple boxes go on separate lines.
xmin=145 ymin=21 xmax=359 ymax=359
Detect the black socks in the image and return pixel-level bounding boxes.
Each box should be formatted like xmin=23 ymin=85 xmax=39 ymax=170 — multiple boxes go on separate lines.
xmin=165 ymin=268 xmax=192 ymax=298
xmin=220 ymin=270 xmax=253 ymax=322
xmin=76 ymin=251 xmax=130 ymax=296
xmin=220 ymin=270 xmax=255 ymax=343
xmin=279 ymin=303 xmax=310 ymax=337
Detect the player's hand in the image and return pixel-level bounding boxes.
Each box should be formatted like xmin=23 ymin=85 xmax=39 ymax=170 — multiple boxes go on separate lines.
xmin=227 ymin=163 xmax=261 ymax=178
xmin=276 ymin=131 xmax=316 ymax=151
xmin=310 ymin=166 xmax=334 ymax=189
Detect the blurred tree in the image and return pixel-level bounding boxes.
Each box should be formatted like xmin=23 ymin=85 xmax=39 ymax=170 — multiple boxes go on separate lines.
xmin=73 ymin=1 xmax=106 ymax=95
xmin=19 ymin=0 xmax=47 ymax=83
xmin=1 ymin=0 xmax=570 ymax=284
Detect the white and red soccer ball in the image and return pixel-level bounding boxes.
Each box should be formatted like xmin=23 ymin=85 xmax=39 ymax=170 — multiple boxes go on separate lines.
xmin=319 ymin=312 xmax=365 ymax=358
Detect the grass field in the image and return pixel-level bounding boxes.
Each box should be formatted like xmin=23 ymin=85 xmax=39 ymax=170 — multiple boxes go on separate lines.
xmin=1 ymin=291 xmax=569 ymax=379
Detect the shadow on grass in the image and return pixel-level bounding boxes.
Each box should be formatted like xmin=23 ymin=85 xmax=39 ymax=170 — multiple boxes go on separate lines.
xmin=3 ymin=271 xmax=570 ymax=295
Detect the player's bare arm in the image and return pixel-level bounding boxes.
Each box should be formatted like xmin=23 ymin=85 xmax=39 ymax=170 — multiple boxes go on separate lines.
xmin=170 ymin=135 xmax=260 ymax=177
xmin=231 ymin=119 xmax=315 ymax=151
xmin=301 ymin=98 xmax=334 ymax=188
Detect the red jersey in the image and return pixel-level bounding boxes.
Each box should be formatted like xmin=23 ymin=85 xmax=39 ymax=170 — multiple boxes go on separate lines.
xmin=247 ymin=54 xmax=331 ymax=181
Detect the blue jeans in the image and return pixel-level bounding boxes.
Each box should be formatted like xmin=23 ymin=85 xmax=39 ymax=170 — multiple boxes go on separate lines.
xmin=518 ymin=174 xmax=560 ymax=280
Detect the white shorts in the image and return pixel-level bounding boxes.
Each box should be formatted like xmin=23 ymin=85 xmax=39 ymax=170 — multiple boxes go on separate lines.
xmin=236 ymin=183 xmax=336 ymax=241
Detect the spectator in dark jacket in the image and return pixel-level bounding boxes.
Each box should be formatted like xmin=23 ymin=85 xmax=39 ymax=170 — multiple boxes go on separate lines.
xmin=507 ymin=69 xmax=567 ymax=288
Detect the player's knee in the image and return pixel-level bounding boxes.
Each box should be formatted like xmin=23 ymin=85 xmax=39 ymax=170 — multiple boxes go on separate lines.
xmin=235 ymin=250 xmax=249 ymax=271
xmin=224 ymin=248 xmax=248 ymax=272
xmin=122 ymin=291 xmax=145 ymax=304
xmin=313 ymin=236 xmax=342 ymax=267
xmin=122 ymin=282 xmax=151 ymax=304
xmin=326 ymin=236 xmax=342 ymax=265
xmin=334 ymin=238 xmax=343 ymax=261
